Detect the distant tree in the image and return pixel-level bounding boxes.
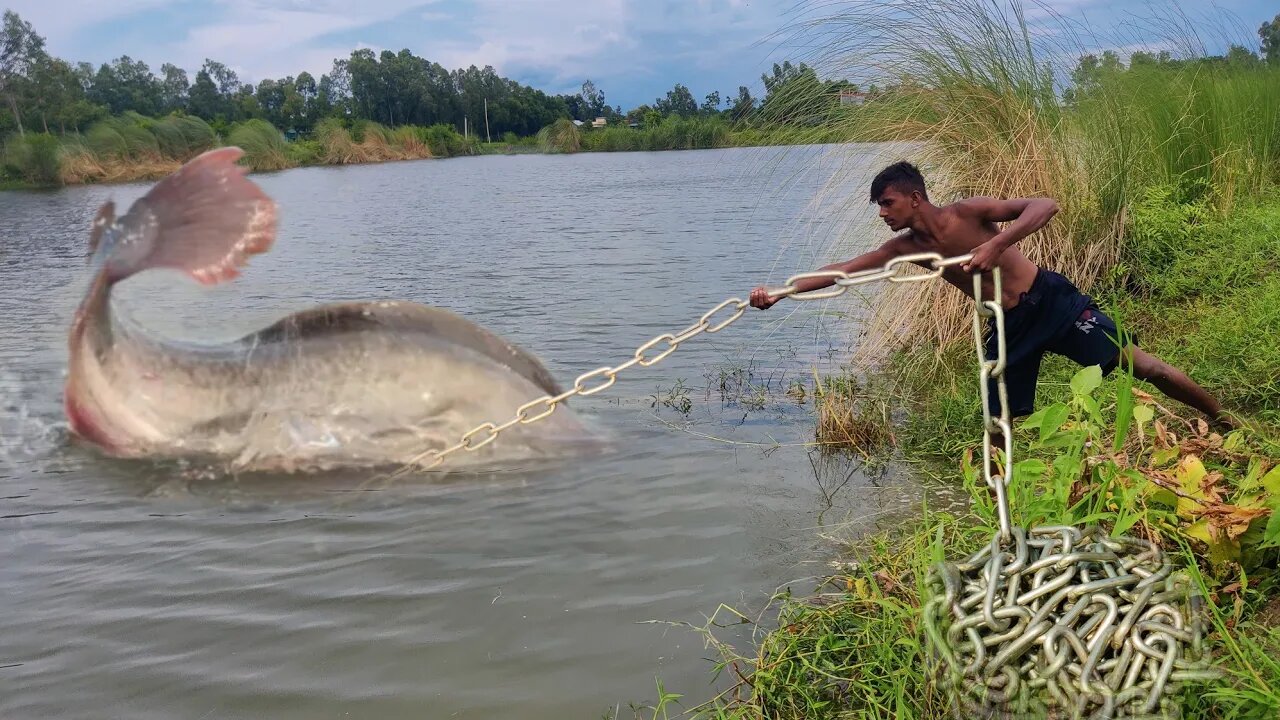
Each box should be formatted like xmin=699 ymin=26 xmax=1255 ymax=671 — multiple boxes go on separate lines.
xmin=759 ymin=60 xmax=826 ymax=123
xmin=731 ymin=85 xmax=755 ymax=120
xmin=1129 ymin=51 xmax=1157 ymax=68
xmin=655 ymin=83 xmax=697 ymax=117
xmin=1226 ymin=44 xmax=1260 ymax=67
xmin=1 ymin=10 xmax=46 ymax=135
xmin=1261 ymin=13 xmax=1280 ymax=65
xmin=21 ymin=54 xmax=99 ymax=132
xmin=188 ymin=59 xmax=240 ymax=121
xmin=580 ymin=79 xmax=606 ymax=118
xmin=159 ymin=62 xmax=188 ymax=113
xmin=88 ymin=56 xmax=163 ymax=116
xmin=701 ymin=90 xmax=721 ymax=115
xmin=1067 ymin=50 xmax=1124 ymax=100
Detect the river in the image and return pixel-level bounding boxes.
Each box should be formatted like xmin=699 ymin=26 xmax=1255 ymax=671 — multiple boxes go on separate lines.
xmin=0 ymin=144 xmax=928 ymax=719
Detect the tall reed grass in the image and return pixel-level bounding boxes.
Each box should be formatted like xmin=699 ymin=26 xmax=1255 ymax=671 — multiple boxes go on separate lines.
xmin=227 ymin=119 xmax=291 ymax=172
xmin=1 ymin=114 xmax=469 ymax=187
xmin=536 ymin=118 xmax=582 ymax=153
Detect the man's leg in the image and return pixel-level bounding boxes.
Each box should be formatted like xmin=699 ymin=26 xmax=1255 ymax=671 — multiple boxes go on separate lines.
xmin=1119 ymin=346 xmax=1234 ymax=429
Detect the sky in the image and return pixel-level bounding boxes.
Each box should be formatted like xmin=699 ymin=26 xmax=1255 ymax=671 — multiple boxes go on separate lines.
xmin=4 ymin=0 xmax=1277 ymax=110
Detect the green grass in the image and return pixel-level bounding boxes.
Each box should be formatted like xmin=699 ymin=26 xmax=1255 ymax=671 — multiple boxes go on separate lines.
xmin=227 ymin=119 xmax=291 ymax=172
xmin=1 ymin=132 xmax=61 ymax=186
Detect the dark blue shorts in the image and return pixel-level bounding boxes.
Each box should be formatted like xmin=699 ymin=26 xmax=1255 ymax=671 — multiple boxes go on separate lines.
xmin=983 ymin=269 xmax=1133 ymax=418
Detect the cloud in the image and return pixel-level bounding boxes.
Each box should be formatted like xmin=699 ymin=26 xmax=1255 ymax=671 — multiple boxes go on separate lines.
xmin=166 ymin=0 xmax=441 ymax=82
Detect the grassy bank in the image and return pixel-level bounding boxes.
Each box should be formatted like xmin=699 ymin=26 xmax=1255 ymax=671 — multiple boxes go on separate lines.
xmin=617 ymin=1 xmax=1280 ymax=717
xmin=0 ymin=114 xmax=479 ymax=188
xmin=531 ymin=116 xmax=853 ymax=155
xmin=2 ymin=110 xmax=864 ymax=188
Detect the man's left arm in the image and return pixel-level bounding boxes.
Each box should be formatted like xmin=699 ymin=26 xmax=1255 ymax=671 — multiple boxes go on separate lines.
xmin=962 ymin=196 xmax=1060 ymax=272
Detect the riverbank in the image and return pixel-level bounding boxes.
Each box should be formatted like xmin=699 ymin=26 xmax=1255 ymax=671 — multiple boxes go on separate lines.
xmin=0 ymin=115 xmax=481 ymax=190
xmin=2 ymin=113 xmax=849 ymax=191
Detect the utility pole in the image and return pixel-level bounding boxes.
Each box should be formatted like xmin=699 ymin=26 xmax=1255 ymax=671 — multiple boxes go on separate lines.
xmin=484 ymin=98 xmax=491 ymax=143
xmin=464 ymin=116 xmax=468 ymax=138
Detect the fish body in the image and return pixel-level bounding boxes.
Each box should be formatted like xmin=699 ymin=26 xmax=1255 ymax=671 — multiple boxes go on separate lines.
xmin=65 ymin=147 xmax=590 ymax=472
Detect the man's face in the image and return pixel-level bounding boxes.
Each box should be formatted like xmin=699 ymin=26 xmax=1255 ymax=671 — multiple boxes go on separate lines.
xmin=875 ymin=187 xmax=916 ymax=232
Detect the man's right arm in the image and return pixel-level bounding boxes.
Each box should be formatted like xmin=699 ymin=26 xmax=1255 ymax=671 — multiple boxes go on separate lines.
xmin=749 ymin=234 xmax=914 ymax=309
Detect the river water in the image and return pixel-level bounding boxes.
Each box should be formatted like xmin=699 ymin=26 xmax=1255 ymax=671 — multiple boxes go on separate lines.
xmin=0 ymin=144 xmax=932 ymax=719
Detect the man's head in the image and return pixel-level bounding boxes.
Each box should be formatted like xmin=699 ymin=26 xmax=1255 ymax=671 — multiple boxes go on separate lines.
xmin=869 ymin=161 xmax=929 ymax=232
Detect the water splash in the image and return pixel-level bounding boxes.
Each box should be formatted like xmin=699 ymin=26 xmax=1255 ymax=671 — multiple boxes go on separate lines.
xmin=0 ymin=366 xmax=68 ymax=470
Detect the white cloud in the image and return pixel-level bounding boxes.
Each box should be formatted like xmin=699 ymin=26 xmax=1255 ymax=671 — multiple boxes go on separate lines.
xmin=429 ymin=0 xmax=637 ymax=83
xmin=167 ymin=0 xmax=441 ymax=82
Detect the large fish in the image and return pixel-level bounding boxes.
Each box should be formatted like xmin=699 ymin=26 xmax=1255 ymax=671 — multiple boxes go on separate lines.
xmin=64 ymin=147 xmax=592 ymax=473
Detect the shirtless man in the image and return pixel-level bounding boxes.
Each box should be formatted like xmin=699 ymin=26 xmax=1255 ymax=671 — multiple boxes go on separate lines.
xmin=748 ymin=161 xmax=1232 ymax=430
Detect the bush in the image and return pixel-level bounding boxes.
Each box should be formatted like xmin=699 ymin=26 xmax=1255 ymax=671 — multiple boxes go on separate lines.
xmin=227 ymin=119 xmax=292 ymax=172
xmin=286 ymin=139 xmax=322 ymax=165
xmin=4 ymin=133 xmax=62 ymax=186
xmin=421 ymin=124 xmax=471 ymax=157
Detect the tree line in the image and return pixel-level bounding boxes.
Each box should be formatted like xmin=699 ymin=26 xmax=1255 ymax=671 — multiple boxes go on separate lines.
xmin=0 ymin=10 xmax=872 ymax=144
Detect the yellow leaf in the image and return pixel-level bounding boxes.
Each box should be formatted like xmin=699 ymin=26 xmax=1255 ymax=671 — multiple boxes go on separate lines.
xmin=1151 ymin=447 xmax=1180 ymax=467
xmin=1176 ymin=455 xmax=1208 ymax=497
xmin=1185 ymin=519 xmax=1241 ymax=564
xmin=854 ymin=578 xmax=872 ymax=600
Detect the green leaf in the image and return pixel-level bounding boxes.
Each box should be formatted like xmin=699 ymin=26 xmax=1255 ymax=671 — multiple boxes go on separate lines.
xmin=1223 ymin=430 xmax=1247 ymax=452
xmin=1019 ymin=405 xmax=1050 ymax=431
xmin=1262 ymin=465 xmax=1280 ymax=497
xmin=1152 ymin=446 xmax=1180 ymax=467
xmin=1113 ymin=512 xmax=1141 ymax=537
xmin=1113 ymin=377 xmax=1134 ymax=453
xmin=1147 ymin=488 xmax=1179 ymax=508
xmin=1080 ymin=394 xmax=1102 ymax=423
xmin=1070 ymin=365 xmax=1103 ymax=398
xmin=1013 ymin=459 xmax=1047 ymax=483
xmin=1263 ymin=509 xmax=1280 ymax=548
xmin=1241 ymin=457 xmax=1265 ymax=493
xmin=1038 ymin=404 xmax=1069 ymax=443
xmin=1133 ymin=404 xmax=1154 ymax=424
xmin=1185 ymin=519 xmax=1241 ymax=563
xmin=1040 ymin=429 xmax=1086 ymax=449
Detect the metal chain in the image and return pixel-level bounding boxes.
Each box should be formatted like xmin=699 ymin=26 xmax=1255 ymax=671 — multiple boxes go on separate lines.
xmin=396 ymin=250 xmax=974 ymax=472
xmin=923 ymin=526 xmax=1218 ymax=719
xmin=971 ymin=268 xmax=1015 ymax=543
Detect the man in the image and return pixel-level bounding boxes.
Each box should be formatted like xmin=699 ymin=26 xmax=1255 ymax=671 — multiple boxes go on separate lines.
xmin=748 ymin=161 xmax=1232 ymax=430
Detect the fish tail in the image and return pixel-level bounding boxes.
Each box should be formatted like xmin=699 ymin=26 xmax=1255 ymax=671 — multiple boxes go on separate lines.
xmin=95 ymin=147 xmax=277 ymax=285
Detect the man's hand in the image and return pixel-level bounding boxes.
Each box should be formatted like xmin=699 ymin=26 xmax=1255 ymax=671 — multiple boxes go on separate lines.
xmin=963 ymin=237 xmax=1008 ymax=273
xmin=749 ymin=286 xmax=779 ymax=309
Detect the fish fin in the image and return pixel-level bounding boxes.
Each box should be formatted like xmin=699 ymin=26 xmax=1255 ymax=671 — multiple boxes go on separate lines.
xmin=87 ymin=201 xmax=115 ymax=262
xmin=102 ymin=147 xmax=276 ymax=285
